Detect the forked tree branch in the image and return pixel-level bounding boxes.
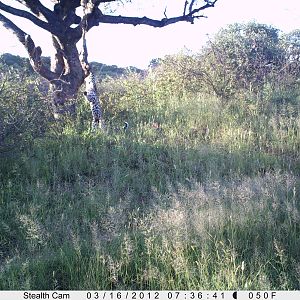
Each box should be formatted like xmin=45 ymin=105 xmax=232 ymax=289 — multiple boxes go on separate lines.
xmin=0 ymin=12 xmax=57 ymax=81
xmin=87 ymin=0 xmax=218 ymax=29
xmin=0 ymin=1 xmax=61 ymax=35
xmin=189 ymin=0 xmax=217 ymax=16
xmin=15 ymin=0 xmax=56 ymax=22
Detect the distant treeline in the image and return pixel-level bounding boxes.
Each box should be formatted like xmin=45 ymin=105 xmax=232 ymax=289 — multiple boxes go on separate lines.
xmin=0 ymin=53 xmax=143 ymax=78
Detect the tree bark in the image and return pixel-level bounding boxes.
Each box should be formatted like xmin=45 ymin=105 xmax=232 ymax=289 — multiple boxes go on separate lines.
xmin=49 ymin=36 xmax=86 ymax=118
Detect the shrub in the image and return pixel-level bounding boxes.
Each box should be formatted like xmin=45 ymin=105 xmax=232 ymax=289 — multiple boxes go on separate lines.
xmin=0 ymin=65 xmax=51 ymax=155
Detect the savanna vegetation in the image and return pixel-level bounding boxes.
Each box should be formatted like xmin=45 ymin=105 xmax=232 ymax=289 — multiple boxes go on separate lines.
xmin=0 ymin=22 xmax=300 ymax=290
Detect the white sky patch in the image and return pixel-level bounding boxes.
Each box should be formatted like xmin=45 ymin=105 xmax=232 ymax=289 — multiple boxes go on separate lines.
xmin=0 ymin=0 xmax=299 ymax=68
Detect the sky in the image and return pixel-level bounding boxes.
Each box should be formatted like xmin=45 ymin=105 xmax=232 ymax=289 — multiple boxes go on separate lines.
xmin=0 ymin=0 xmax=299 ymax=69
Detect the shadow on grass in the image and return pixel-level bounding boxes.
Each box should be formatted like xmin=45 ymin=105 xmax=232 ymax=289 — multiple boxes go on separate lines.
xmin=0 ymin=131 xmax=299 ymax=289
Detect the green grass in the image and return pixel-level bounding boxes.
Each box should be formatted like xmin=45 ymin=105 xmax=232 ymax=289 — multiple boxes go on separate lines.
xmin=0 ymin=81 xmax=300 ymax=290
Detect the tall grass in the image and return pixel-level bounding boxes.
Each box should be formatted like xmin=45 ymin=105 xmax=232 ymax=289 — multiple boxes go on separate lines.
xmin=0 ymin=71 xmax=299 ymax=290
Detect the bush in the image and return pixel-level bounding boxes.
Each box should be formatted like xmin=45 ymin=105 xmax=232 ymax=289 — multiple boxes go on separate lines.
xmin=195 ymin=22 xmax=285 ymax=100
xmin=0 ymin=65 xmax=51 ymax=155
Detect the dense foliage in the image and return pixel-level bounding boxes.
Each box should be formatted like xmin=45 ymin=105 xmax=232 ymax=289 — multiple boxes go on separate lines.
xmin=148 ymin=23 xmax=300 ymax=102
xmin=0 ymin=65 xmax=50 ymax=155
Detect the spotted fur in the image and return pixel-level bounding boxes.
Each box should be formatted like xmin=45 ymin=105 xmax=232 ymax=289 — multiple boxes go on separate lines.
xmin=84 ymin=71 xmax=103 ymax=130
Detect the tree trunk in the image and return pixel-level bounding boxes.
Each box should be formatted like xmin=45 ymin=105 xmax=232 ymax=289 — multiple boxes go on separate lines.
xmin=49 ymin=36 xmax=86 ymax=118
xmin=49 ymin=34 xmax=104 ymax=130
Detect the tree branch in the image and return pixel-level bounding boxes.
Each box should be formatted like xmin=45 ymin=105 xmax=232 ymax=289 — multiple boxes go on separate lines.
xmin=0 ymin=1 xmax=61 ymax=35
xmin=89 ymin=0 xmax=218 ymax=28
xmin=15 ymin=0 xmax=56 ymax=22
xmin=0 ymin=12 xmax=57 ymax=81
xmin=189 ymin=0 xmax=197 ymax=13
xmin=51 ymin=35 xmax=65 ymax=76
xmin=189 ymin=0 xmax=218 ymax=16
xmin=94 ymin=13 xmax=197 ymax=27
xmin=183 ymin=1 xmax=189 ymax=16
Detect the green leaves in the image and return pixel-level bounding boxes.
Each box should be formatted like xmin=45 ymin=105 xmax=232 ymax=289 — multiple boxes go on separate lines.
xmin=200 ymin=22 xmax=286 ymax=99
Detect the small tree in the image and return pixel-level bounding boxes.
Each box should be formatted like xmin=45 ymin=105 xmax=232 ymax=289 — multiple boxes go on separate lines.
xmin=0 ymin=0 xmax=218 ymax=123
xmin=197 ymin=22 xmax=285 ymax=99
